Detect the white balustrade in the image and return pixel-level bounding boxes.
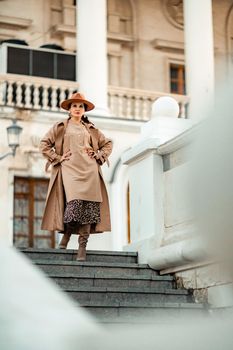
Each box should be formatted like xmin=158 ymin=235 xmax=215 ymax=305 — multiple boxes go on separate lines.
xmin=108 ymin=85 xmax=189 ymax=119
xmin=0 ymin=74 xmax=189 ymax=119
xmin=0 ymin=74 xmax=77 ymax=112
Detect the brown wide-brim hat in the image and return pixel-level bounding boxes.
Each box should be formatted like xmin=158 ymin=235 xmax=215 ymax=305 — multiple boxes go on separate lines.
xmin=60 ymin=92 xmax=95 ymax=111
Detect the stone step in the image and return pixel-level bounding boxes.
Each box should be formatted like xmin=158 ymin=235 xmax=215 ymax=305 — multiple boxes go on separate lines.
xmin=63 ymin=286 xmax=192 ymax=305
xmin=79 ymin=302 xmax=206 ymax=323
xmin=20 ymin=249 xmax=206 ymax=324
xmin=48 ymin=272 xmax=175 ymax=289
xmin=20 ymin=248 xmax=138 ymax=264
xmin=33 ymin=260 xmax=159 ymax=277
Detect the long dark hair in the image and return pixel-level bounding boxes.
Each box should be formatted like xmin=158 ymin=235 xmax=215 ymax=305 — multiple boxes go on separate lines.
xmin=82 ymin=103 xmax=93 ymax=124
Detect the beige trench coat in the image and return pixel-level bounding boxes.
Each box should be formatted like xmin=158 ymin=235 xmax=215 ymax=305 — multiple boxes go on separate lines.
xmin=39 ymin=116 xmax=113 ymax=234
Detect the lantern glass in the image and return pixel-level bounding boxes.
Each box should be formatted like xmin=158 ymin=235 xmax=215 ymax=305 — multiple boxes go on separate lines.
xmin=7 ymin=120 xmax=23 ymax=148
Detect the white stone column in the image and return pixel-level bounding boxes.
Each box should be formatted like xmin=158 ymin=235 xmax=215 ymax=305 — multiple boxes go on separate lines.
xmin=76 ymin=0 xmax=110 ymax=116
xmin=183 ymin=0 xmax=215 ymax=120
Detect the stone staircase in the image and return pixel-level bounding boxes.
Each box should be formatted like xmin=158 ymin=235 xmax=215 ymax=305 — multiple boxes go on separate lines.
xmin=20 ymin=248 xmax=206 ymax=323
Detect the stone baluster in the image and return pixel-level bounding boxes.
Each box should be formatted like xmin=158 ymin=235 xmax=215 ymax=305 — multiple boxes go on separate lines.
xmin=118 ymin=94 xmax=123 ymax=118
xmin=108 ymin=92 xmax=115 ymax=116
xmin=16 ymin=81 xmax=23 ymax=108
xmin=142 ymin=97 xmax=149 ymax=120
xmin=59 ymin=87 xmax=66 ymax=108
xmin=112 ymin=93 xmax=117 ymax=116
xmin=149 ymin=100 xmax=154 ymax=120
xmin=68 ymin=87 xmax=74 ymax=99
xmin=126 ymin=94 xmax=132 ymax=119
xmin=33 ymin=83 xmax=40 ymax=109
xmin=51 ymin=86 xmax=58 ymax=111
xmin=179 ymin=102 xmax=186 ymax=118
xmin=7 ymin=82 xmax=14 ymax=106
xmin=24 ymin=82 xmax=31 ymax=109
xmin=0 ymin=79 xmax=6 ymax=105
xmin=134 ymin=96 xmax=140 ymax=120
xmin=42 ymin=85 xmax=49 ymax=110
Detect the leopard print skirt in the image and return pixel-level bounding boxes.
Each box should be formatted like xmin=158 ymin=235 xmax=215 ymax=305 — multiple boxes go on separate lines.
xmin=64 ymin=199 xmax=101 ymax=225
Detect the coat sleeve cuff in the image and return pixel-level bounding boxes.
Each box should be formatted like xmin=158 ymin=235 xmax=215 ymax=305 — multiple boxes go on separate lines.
xmin=95 ymin=150 xmax=110 ymax=167
xmin=51 ymin=154 xmax=62 ymax=166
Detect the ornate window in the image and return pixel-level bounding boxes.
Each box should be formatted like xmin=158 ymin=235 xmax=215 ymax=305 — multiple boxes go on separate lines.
xmin=170 ymin=63 xmax=186 ymax=94
xmin=14 ymin=177 xmax=55 ymax=248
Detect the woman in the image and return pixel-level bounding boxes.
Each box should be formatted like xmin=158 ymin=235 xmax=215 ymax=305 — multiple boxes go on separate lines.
xmin=39 ymin=92 xmax=113 ymax=261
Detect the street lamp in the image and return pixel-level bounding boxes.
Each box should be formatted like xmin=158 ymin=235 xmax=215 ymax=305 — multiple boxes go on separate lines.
xmin=0 ymin=119 xmax=23 ymax=160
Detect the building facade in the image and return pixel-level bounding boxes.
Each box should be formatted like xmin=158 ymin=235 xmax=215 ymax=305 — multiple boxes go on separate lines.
xmin=0 ymin=0 xmax=232 ymax=257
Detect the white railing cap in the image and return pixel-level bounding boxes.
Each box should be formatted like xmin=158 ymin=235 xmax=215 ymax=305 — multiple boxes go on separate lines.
xmin=152 ymin=96 xmax=180 ymax=119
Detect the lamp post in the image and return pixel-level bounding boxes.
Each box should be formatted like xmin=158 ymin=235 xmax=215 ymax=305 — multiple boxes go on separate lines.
xmin=0 ymin=120 xmax=23 ymax=160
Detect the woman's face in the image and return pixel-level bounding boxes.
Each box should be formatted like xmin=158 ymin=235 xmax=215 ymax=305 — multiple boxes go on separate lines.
xmin=69 ymin=102 xmax=85 ymax=118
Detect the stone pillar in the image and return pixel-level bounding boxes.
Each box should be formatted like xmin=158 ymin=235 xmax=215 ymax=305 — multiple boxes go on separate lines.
xmin=76 ymin=0 xmax=110 ymax=115
xmin=183 ymin=0 xmax=215 ymax=120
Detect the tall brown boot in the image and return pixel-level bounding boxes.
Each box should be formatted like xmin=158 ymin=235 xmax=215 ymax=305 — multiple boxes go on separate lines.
xmin=76 ymin=232 xmax=89 ymax=261
xmin=58 ymin=232 xmax=71 ymax=249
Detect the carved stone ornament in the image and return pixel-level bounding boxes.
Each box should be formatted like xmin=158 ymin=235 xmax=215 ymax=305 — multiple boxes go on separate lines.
xmin=161 ymin=0 xmax=184 ymax=30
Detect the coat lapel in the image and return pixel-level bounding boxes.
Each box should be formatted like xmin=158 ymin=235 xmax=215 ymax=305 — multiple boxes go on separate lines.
xmin=56 ymin=118 xmax=69 ymax=155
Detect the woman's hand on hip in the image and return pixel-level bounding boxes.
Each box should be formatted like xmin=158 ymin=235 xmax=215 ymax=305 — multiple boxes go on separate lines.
xmin=60 ymin=150 xmax=72 ymax=162
xmin=85 ymin=148 xmax=96 ymax=158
